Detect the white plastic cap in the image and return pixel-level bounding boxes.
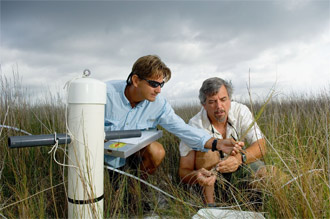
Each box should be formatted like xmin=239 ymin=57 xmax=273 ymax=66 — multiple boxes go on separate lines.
xmin=68 ymin=77 xmax=106 ymax=104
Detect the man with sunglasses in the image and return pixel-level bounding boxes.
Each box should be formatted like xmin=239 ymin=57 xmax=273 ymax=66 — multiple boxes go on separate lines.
xmin=178 ymin=77 xmax=267 ymax=206
xmin=104 ymin=55 xmax=242 ymax=178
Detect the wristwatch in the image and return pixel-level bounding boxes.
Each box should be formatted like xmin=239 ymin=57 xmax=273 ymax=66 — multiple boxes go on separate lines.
xmin=212 ymin=139 xmax=225 ymax=158
xmin=211 ymin=139 xmax=218 ymax=152
xmin=240 ymin=152 xmax=247 ymax=164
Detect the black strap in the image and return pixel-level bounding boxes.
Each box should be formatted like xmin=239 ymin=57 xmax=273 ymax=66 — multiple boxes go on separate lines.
xmin=126 ymin=72 xmax=134 ymax=85
xmin=211 ymin=126 xmax=224 ymax=157
xmin=68 ymin=194 xmax=104 ymax=205
xmin=211 ymin=138 xmax=217 ymax=151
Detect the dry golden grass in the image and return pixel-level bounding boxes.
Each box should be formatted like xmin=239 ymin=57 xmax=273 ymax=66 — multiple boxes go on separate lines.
xmin=1 ymin=74 xmax=329 ymax=218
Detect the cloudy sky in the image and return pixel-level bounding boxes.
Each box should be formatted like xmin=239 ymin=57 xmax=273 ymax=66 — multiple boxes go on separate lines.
xmin=1 ymin=0 xmax=329 ymax=105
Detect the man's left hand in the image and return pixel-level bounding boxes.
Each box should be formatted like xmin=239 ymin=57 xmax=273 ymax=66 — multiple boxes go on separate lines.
xmin=216 ymin=155 xmax=241 ymax=173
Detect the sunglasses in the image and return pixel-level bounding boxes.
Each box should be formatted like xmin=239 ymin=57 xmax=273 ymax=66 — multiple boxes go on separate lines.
xmin=140 ymin=78 xmax=165 ymax=88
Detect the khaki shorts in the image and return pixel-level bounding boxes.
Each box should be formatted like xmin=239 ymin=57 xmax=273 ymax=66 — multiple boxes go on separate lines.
xmin=215 ymin=160 xmax=265 ymax=190
xmin=188 ymin=160 xmax=265 ymax=196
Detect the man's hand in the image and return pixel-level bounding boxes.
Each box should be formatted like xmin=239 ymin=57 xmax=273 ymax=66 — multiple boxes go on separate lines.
xmin=196 ymin=168 xmax=216 ymax=186
xmin=216 ymin=155 xmax=241 ymax=173
xmin=217 ymin=139 xmax=244 ymax=155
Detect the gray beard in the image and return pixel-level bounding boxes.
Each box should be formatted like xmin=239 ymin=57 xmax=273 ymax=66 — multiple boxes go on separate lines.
xmin=215 ymin=116 xmax=226 ymax=123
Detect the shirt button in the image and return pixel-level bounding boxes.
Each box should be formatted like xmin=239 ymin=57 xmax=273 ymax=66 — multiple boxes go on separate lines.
xmin=126 ymin=123 xmax=129 ymax=125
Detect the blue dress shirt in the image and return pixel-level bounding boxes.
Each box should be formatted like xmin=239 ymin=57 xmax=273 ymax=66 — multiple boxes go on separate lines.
xmin=104 ymin=80 xmax=210 ymax=167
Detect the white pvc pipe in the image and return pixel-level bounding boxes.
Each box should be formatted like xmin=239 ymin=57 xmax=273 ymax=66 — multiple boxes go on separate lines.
xmin=67 ymin=75 xmax=106 ymax=218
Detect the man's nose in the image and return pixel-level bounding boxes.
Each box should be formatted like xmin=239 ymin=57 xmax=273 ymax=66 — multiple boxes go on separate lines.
xmin=155 ymin=86 xmax=161 ymax=93
xmin=216 ymin=101 xmax=223 ymax=109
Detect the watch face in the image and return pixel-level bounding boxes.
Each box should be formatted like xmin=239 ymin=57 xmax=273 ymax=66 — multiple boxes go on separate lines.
xmin=241 ymin=153 xmax=246 ymax=164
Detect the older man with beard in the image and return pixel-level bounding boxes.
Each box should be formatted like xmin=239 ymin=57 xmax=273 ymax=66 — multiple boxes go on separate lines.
xmin=179 ymin=77 xmax=267 ymax=206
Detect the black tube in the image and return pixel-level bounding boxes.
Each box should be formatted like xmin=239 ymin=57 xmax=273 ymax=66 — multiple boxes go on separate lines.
xmin=105 ymin=129 xmax=141 ymax=140
xmin=8 ymin=134 xmax=71 ymax=148
xmin=8 ymin=130 xmax=142 ymax=148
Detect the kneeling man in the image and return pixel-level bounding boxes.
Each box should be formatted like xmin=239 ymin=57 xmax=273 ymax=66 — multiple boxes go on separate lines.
xmin=179 ymin=77 xmax=266 ymax=206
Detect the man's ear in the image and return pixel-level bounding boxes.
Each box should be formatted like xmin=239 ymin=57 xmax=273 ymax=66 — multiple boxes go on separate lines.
xmin=202 ymin=103 xmax=207 ymax=110
xmin=131 ymin=74 xmax=140 ymax=87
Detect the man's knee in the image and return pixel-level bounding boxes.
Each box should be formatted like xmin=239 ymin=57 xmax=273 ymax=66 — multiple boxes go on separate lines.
xmin=254 ymin=165 xmax=289 ymax=186
xmin=255 ymin=165 xmax=268 ymax=179
xmin=143 ymin=141 xmax=165 ymax=167
xmin=150 ymin=142 xmax=165 ymax=166
xmin=195 ymin=151 xmax=220 ymax=170
xmin=255 ymin=165 xmax=278 ymax=178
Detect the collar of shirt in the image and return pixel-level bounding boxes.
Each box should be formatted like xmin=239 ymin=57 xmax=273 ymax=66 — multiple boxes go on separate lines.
xmin=227 ymin=106 xmax=237 ymax=126
xmin=200 ymin=106 xmax=238 ymax=140
xmin=120 ymin=84 xmax=147 ymax=109
xmin=200 ymin=108 xmax=222 ymax=139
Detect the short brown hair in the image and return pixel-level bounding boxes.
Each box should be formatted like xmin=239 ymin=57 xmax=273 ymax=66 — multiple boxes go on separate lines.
xmin=127 ymin=55 xmax=171 ymax=85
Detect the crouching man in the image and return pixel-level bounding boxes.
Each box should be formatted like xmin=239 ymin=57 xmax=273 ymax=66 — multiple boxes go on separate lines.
xmin=179 ymin=77 xmax=267 ymax=206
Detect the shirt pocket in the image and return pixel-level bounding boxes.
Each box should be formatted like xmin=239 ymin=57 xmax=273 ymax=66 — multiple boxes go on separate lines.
xmin=136 ymin=118 xmax=157 ymax=130
xmin=104 ymin=119 xmax=121 ymax=131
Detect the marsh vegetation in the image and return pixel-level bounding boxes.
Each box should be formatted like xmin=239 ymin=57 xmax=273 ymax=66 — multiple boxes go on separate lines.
xmin=1 ymin=74 xmax=329 ymax=218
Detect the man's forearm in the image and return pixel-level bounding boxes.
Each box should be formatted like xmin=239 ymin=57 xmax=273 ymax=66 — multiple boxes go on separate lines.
xmin=204 ymin=137 xmax=214 ymax=149
xmin=204 ymin=138 xmax=241 ymax=156
xmin=204 ymin=137 xmax=232 ymax=150
xmin=242 ymin=138 xmax=266 ymax=164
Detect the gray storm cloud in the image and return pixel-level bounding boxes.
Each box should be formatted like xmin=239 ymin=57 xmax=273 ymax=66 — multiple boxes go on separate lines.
xmin=1 ymin=0 xmax=329 ymax=102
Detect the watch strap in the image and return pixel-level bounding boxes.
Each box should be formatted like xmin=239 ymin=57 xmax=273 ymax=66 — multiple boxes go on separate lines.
xmin=211 ymin=139 xmax=217 ymax=152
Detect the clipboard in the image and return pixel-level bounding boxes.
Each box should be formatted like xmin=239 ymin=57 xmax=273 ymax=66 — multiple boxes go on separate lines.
xmin=104 ymin=130 xmax=163 ymax=158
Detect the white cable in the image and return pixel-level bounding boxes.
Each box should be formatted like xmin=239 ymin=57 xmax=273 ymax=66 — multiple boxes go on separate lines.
xmin=61 ymin=74 xmax=97 ymax=169
xmin=0 ymin=212 xmax=8 ymax=219
xmin=48 ymin=74 xmax=85 ymax=169
xmin=48 ymin=132 xmax=58 ymax=155
xmin=48 ymin=132 xmax=78 ymax=169
xmin=281 ymin=169 xmax=324 ymax=188
xmin=104 ymin=164 xmax=262 ymax=210
xmin=104 ymin=164 xmax=200 ymax=207
xmin=0 ymin=105 xmax=11 ymax=137
xmin=60 ymin=73 xmax=88 ymax=201
xmin=48 ymin=74 xmax=84 ymax=170
xmin=63 ymin=75 xmax=82 ymax=144
xmin=0 ymin=124 xmax=32 ymax=136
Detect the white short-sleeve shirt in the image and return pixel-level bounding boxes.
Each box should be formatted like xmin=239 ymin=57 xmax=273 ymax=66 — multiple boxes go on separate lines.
xmin=179 ymin=101 xmax=264 ymax=157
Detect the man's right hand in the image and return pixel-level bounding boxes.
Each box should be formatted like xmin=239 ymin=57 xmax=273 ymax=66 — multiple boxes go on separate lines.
xmin=217 ymin=139 xmax=244 ymax=155
xmin=196 ymin=168 xmax=216 ymax=186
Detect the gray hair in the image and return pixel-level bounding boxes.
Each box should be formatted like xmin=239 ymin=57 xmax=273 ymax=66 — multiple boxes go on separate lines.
xmin=199 ymin=77 xmax=233 ymax=105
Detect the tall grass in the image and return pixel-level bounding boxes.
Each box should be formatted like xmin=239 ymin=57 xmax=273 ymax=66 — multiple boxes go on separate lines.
xmin=1 ymin=74 xmax=329 ymax=218
xmin=0 ymin=74 xmax=67 ymax=218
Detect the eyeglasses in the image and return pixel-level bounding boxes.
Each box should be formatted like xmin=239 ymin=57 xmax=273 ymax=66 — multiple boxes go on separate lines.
xmin=141 ymin=78 xmax=165 ymax=88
